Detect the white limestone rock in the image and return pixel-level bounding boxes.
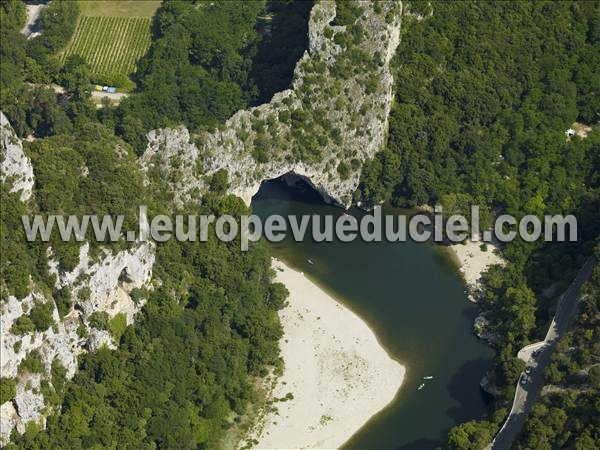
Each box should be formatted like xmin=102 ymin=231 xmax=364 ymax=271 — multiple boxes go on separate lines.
xmin=473 ymin=313 xmax=500 ymax=344
xmin=0 ymin=112 xmax=34 ymax=201
xmin=0 ymin=402 xmax=19 ymax=440
xmin=141 ymin=1 xmax=403 ymax=208
xmin=0 ymin=292 xmax=82 ymax=443
xmin=87 ymin=328 xmax=115 ymax=352
xmin=13 ymin=373 xmax=45 ymax=432
xmin=48 ymin=240 xmax=154 ymax=324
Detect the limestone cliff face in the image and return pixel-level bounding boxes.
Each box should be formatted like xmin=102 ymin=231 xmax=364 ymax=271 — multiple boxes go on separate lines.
xmin=1 ymin=1 xmax=405 ymax=443
xmin=0 ymin=115 xmax=155 ymax=444
xmin=0 ymin=112 xmax=34 ymax=202
xmin=0 ymin=292 xmax=81 ymax=439
xmin=142 ymin=1 xmax=403 ymax=208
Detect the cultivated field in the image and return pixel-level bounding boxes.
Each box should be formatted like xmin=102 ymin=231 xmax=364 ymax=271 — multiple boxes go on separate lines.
xmin=61 ymin=16 xmax=152 ymax=83
xmin=79 ymin=1 xmax=161 ymax=18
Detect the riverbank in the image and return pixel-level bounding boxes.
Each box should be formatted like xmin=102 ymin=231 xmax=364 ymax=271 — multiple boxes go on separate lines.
xmin=245 ymin=258 xmax=405 ymax=449
xmin=447 ymin=237 xmax=504 ymax=298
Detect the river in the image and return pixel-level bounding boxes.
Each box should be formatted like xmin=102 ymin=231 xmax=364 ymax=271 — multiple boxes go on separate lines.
xmin=251 ymin=177 xmax=494 ymax=450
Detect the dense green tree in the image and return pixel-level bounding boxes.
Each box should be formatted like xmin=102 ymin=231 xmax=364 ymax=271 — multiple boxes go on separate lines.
xmin=116 ymin=0 xmax=267 ymax=151
xmin=28 ymin=301 xmax=55 ymax=331
xmin=26 ymin=0 xmax=79 ymax=70
xmin=209 ymin=169 xmax=229 ymax=194
xmin=388 ymin=2 xmax=600 ymax=445
xmin=447 ymin=420 xmax=494 ymax=450
xmin=0 ymin=377 xmax=17 ymax=404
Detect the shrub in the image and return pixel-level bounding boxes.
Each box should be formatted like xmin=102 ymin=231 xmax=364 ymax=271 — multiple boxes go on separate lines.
xmin=108 ymin=313 xmax=127 ymax=341
xmin=53 ymin=288 xmax=72 ymax=318
xmin=76 ymin=324 xmax=89 ymax=339
xmin=51 ymin=359 xmax=68 ymax=395
xmin=19 ymin=351 xmax=44 ymax=374
xmin=0 ymin=377 xmax=17 ymax=404
xmin=11 ymin=315 xmax=35 ymax=335
xmin=78 ymin=286 xmax=91 ymax=302
xmin=29 ymin=301 xmax=56 ymax=331
xmin=88 ymin=311 xmax=110 ymax=330
xmin=129 ymin=288 xmax=145 ymax=304
xmin=590 ymin=365 xmax=600 ymax=388
xmin=337 ymin=161 xmax=350 ymax=180
xmin=209 ymin=169 xmax=229 ymax=194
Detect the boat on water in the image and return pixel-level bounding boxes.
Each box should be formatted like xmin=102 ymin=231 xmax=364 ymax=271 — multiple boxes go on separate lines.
xmin=307 ymin=259 xmax=315 ymax=265
xmin=423 ymin=376 xmax=434 ymax=380
xmin=417 ymin=383 xmax=425 ymax=391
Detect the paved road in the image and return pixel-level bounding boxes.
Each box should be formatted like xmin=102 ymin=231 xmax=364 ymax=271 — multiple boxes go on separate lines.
xmin=489 ymin=257 xmax=595 ymax=450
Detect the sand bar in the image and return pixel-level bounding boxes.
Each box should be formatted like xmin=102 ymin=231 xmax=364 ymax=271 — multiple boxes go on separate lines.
xmin=448 ymin=236 xmax=504 ymax=297
xmin=246 ymin=259 xmax=405 ymax=449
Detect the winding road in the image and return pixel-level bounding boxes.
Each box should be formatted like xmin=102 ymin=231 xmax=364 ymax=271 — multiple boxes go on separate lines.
xmin=488 ymin=257 xmax=595 ymax=450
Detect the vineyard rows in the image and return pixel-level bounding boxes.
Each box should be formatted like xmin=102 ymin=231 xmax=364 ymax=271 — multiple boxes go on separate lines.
xmin=62 ymin=16 xmax=152 ymax=80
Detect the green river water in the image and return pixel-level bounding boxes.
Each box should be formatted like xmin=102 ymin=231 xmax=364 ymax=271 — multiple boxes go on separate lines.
xmin=251 ymin=179 xmax=494 ymax=450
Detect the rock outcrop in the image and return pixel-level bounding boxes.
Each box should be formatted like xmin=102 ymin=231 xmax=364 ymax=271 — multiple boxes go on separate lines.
xmin=1 ymin=1 xmax=406 ymax=444
xmin=141 ymin=1 xmax=403 ymax=208
xmin=0 ymin=114 xmax=155 ymax=444
xmin=48 ymin=240 xmax=154 ymax=323
xmin=0 ymin=292 xmax=82 ymax=439
xmin=0 ymin=241 xmax=154 ymax=443
xmin=473 ymin=313 xmax=500 ymax=345
xmin=0 ymin=112 xmax=34 ymax=201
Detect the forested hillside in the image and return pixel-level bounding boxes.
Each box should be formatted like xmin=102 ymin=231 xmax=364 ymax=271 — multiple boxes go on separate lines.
xmin=113 ymin=0 xmax=312 ymax=153
xmin=355 ymin=2 xmax=599 ymax=448
xmin=5 ymin=194 xmax=286 ymax=449
xmin=2 ymin=0 xmax=598 ymax=448
xmin=1 ymin=1 xmax=295 ymax=447
xmin=0 ymin=0 xmax=95 ymax=138
xmin=113 ymin=0 xmax=266 ymax=151
xmin=1 ymin=0 xmax=311 ymax=153
xmin=516 ymin=244 xmax=600 ymax=449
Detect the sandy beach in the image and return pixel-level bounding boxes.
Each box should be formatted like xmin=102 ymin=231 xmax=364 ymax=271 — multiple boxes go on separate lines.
xmin=448 ymin=236 xmax=504 ymax=297
xmin=245 ymin=259 xmax=405 ymax=449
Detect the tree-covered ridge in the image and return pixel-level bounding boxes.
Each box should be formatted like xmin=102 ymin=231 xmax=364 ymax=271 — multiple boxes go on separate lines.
xmin=0 ymin=121 xmax=146 ymax=302
xmin=114 ymin=0 xmax=267 ymax=151
xmin=359 ymin=0 xmax=598 ymax=212
xmin=141 ymin=0 xmax=403 ymax=209
xmin=0 ymin=0 xmax=100 ymax=139
xmin=5 ymin=194 xmax=286 ymax=449
xmin=1 ymin=104 xmax=287 ymax=450
xmin=1 ymin=0 xmax=313 ymax=155
xmin=0 ymin=0 xmax=78 ymax=89
xmin=1 ymin=1 xmax=295 ymax=446
xmin=352 ymin=1 xmax=599 ymax=448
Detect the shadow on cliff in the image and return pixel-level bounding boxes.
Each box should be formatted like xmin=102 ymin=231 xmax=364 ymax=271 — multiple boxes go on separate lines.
xmin=251 ymin=0 xmax=313 ymax=104
xmin=252 ymin=174 xmax=329 ymax=206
